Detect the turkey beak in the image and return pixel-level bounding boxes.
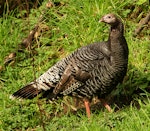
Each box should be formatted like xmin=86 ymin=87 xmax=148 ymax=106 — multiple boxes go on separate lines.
xmin=99 ymin=17 xmax=104 ymax=22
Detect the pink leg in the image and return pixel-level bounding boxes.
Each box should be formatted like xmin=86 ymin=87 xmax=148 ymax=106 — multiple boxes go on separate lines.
xmin=100 ymin=99 xmax=112 ymax=112
xmin=84 ymin=99 xmax=91 ymax=118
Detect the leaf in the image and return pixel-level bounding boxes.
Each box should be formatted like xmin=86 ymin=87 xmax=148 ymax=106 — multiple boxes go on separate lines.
xmin=136 ymin=0 xmax=147 ymax=5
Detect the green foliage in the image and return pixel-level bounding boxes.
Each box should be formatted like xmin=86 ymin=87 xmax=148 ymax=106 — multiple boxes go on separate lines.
xmin=136 ymin=0 xmax=148 ymax=5
xmin=0 ymin=0 xmax=149 ymax=130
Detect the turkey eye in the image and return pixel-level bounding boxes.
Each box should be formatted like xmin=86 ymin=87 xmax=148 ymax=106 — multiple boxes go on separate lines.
xmin=107 ymin=16 xmax=111 ymax=19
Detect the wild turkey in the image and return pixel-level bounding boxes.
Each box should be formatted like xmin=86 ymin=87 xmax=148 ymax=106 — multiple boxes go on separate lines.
xmin=10 ymin=14 xmax=129 ymax=118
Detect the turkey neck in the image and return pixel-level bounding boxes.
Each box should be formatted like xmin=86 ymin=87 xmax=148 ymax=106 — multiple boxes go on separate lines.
xmin=108 ymin=21 xmax=128 ymax=68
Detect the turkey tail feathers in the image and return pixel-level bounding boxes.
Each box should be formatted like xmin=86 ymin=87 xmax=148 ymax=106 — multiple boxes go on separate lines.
xmin=10 ymin=83 xmax=42 ymax=99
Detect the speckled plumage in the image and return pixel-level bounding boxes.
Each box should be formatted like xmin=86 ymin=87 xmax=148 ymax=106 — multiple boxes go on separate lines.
xmin=10 ymin=14 xmax=129 ymax=109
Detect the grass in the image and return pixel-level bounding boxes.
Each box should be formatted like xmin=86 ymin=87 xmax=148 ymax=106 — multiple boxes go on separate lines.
xmin=0 ymin=0 xmax=150 ymax=130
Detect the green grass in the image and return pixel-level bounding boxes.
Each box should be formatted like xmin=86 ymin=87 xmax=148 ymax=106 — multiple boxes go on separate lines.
xmin=0 ymin=0 xmax=150 ymax=130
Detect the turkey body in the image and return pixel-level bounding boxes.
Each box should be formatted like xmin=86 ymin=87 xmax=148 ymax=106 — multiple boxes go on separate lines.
xmin=11 ymin=14 xmax=129 ymax=117
xmin=12 ymin=41 xmax=128 ymax=99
